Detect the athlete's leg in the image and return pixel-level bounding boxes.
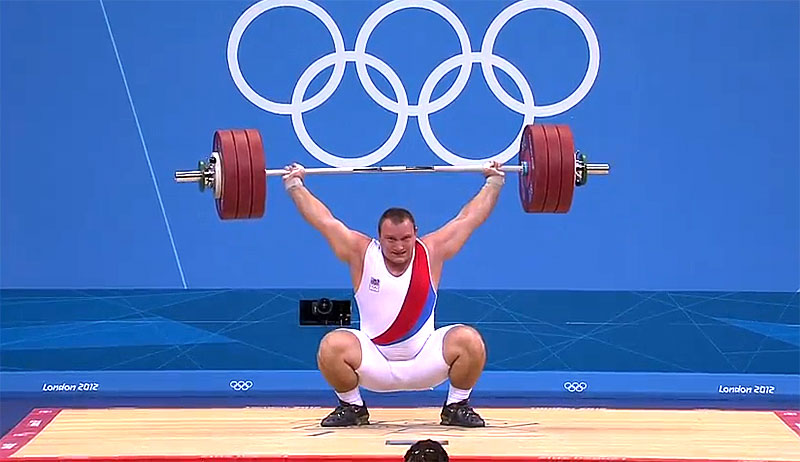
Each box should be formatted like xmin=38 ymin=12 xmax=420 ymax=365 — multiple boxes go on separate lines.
xmin=316 ymin=329 xmax=369 ymax=427
xmin=317 ymin=329 xmax=405 ymax=427
xmin=442 ymin=325 xmax=487 ymax=389
xmin=375 ymin=324 xmax=487 ymax=426
xmin=440 ymin=325 xmax=487 ymax=427
xmin=317 ymin=329 xmax=362 ymax=392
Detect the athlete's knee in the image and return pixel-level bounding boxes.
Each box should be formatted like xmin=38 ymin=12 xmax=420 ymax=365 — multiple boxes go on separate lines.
xmin=444 ymin=325 xmax=486 ymax=360
xmin=317 ymin=330 xmax=362 ymax=366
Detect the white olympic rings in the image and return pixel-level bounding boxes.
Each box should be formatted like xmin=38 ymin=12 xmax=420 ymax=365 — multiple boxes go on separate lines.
xmin=227 ymin=0 xmax=600 ymax=167
xmin=563 ymin=381 xmax=587 ymax=393
xmin=229 ymin=380 xmax=254 ymax=391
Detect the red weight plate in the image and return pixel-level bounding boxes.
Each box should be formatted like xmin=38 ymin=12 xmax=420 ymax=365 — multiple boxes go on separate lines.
xmin=232 ymin=130 xmax=253 ymax=219
xmin=518 ymin=126 xmax=536 ymax=212
xmin=214 ymin=130 xmax=239 ymax=220
xmin=244 ymin=129 xmax=266 ymax=219
xmin=555 ymin=125 xmax=575 ymax=213
xmin=541 ymin=125 xmax=563 ymax=213
xmin=529 ymin=124 xmax=550 ymax=213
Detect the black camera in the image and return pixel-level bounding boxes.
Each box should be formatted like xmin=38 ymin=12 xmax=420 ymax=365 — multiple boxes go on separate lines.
xmin=299 ymin=298 xmax=351 ymax=326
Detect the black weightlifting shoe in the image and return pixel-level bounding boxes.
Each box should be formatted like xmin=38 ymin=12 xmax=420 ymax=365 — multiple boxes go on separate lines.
xmin=320 ymin=399 xmax=370 ymax=427
xmin=440 ymin=399 xmax=485 ymax=427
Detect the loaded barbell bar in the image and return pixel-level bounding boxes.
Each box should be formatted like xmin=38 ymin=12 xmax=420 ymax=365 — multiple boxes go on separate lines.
xmin=174 ymin=124 xmax=610 ymax=220
xmin=176 ymin=161 xmax=611 ymax=181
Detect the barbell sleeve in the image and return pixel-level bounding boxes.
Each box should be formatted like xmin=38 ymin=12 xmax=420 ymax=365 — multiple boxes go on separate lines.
xmin=585 ymin=163 xmax=610 ymax=175
xmin=175 ymin=171 xmax=204 ymax=183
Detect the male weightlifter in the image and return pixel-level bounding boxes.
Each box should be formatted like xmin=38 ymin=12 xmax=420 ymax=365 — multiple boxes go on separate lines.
xmin=282 ymin=161 xmax=505 ymax=427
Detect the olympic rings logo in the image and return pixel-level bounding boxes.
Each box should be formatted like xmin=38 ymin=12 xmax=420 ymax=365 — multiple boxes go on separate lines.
xmin=229 ymin=380 xmax=254 ymax=391
xmin=227 ymin=0 xmax=600 ymax=167
xmin=563 ymin=381 xmax=587 ymax=393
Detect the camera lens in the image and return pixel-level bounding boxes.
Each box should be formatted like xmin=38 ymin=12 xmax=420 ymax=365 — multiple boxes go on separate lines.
xmin=316 ymin=298 xmax=332 ymax=315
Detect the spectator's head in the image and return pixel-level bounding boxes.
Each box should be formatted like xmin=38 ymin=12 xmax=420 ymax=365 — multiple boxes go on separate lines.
xmin=404 ymin=439 xmax=449 ymax=462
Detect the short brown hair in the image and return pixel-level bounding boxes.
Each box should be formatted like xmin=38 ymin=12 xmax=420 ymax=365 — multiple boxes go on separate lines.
xmin=404 ymin=439 xmax=448 ymax=461
xmin=378 ymin=208 xmax=416 ymax=236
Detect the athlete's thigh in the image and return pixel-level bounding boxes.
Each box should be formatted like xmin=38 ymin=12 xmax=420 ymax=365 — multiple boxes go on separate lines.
xmin=338 ymin=329 xmax=398 ymax=392
xmin=388 ymin=324 xmax=463 ymax=391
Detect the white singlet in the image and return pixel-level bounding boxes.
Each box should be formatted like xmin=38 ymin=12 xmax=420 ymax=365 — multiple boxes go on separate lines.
xmin=353 ymin=238 xmax=437 ymax=360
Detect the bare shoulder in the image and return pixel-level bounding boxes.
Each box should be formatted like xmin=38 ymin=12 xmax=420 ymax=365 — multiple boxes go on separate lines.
xmin=420 ymin=233 xmax=444 ymax=264
xmin=420 ymin=233 xmax=438 ymax=252
xmin=420 ymin=216 xmax=464 ymax=262
xmin=346 ymin=231 xmax=372 ymax=290
xmin=420 ymin=233 xmax=445 ymax=287
xmin=348 ymin=230 xmax=372 ymax=262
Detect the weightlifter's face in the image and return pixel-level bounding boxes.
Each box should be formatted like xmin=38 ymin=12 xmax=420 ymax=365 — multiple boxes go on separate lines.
xmin=379 ymin=219 xmax=416 ymax=267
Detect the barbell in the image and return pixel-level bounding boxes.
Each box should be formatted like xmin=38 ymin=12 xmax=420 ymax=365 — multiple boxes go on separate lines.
xmin=174 ymin=124 xmax=609 ymax=219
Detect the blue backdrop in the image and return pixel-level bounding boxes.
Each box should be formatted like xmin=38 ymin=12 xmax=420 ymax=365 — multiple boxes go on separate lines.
xmin=1 ymin=0 xmax=797 ymax=291
xmin=0 ymin=0 xmax=798 ymax=428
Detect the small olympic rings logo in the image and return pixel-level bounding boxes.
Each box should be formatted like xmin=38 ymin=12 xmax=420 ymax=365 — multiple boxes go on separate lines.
xmin=227 ymin=0 xmax=600 ymax=167
xmin=229 ymin=380 xmax=254 ymax=391
xmin=563 ymin=381 xmax=587 ymax=392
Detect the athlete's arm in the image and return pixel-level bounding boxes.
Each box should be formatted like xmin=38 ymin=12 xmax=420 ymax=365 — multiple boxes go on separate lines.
xmin=422 ymin=162 xmax=505 ymax=263
xmin=283 ymin=163 xmax=370 ymax=265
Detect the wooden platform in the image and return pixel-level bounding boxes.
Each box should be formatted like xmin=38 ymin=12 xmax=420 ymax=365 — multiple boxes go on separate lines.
xmin=1 ymin=407 xmax=799 ymax=461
